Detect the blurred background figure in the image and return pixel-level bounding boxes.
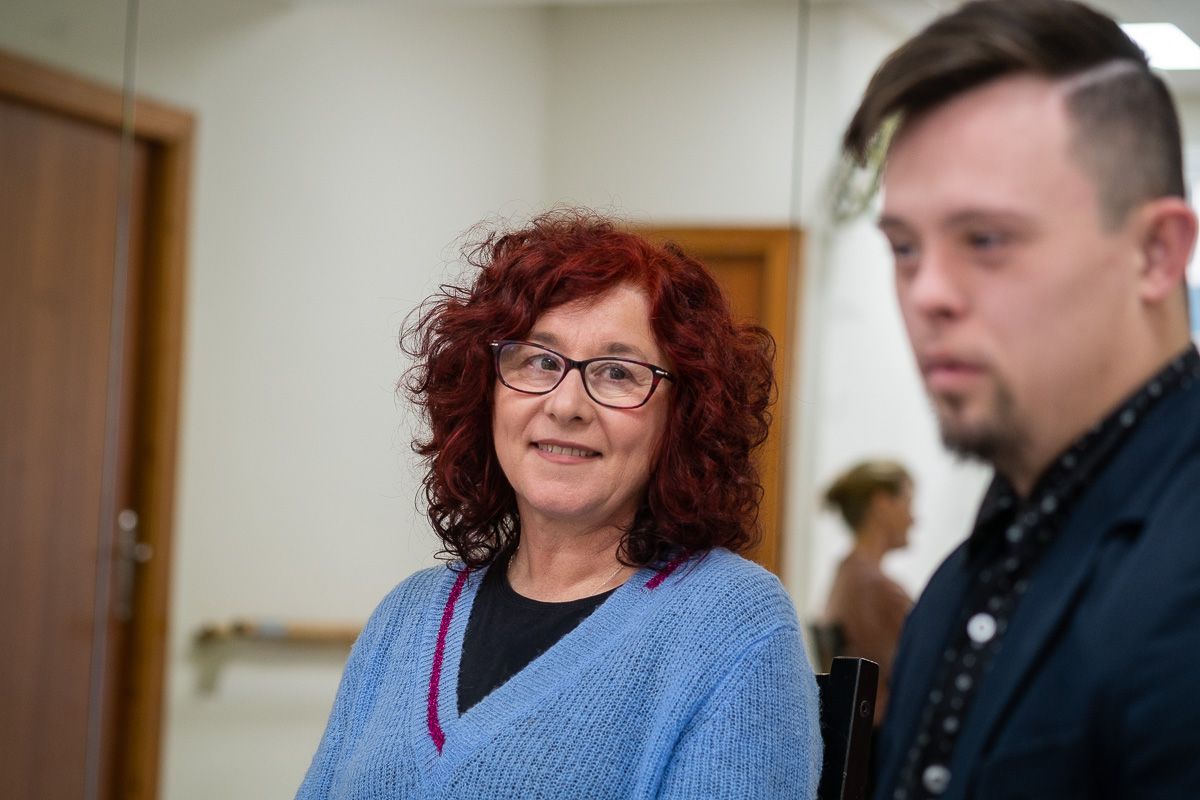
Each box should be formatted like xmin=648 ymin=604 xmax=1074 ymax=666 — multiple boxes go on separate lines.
xmin=820 ymin=459 xmax=915 ymax=724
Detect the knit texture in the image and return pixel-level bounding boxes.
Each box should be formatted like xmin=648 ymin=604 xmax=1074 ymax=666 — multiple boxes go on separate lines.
xmin=296 ymin=548 xmax=822 ymax=799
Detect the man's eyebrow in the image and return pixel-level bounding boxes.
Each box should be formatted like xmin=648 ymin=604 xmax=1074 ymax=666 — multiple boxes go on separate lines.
xmin=942 ymin=209 xmax=1035 ymax=231
xmin=877 ymin=209 xmax=1034 ymax=231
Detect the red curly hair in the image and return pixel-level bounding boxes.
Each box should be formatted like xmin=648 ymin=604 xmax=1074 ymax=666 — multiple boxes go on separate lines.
xmin=401 ymin=209 xmax=776 ymax=568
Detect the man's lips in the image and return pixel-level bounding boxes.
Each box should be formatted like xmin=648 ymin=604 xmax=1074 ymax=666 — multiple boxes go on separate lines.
xmin=920 ymin=356 xmax=986 ymax=392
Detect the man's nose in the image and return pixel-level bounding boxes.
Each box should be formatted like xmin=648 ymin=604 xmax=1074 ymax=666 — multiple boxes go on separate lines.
xmin=902 ymin=245 xmax=968 ymax=320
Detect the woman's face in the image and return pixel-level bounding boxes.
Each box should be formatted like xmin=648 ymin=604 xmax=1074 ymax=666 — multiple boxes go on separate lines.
xmin=877 ymin=481 xmax=916 ymax=550
xmin=492 ymin=284 xmax=672 ymax=536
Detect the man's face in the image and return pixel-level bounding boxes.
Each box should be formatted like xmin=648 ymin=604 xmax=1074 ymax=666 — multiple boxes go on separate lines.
xmin=880 ymin=75 xmax=1144 ymax=483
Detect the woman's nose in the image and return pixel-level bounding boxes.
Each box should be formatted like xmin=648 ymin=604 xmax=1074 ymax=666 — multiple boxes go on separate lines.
xmin=543 ymin=367 xmax=595 ymax=422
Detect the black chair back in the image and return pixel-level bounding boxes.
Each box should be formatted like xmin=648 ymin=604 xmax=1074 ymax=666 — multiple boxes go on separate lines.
xmin=816 ymin=656 xmax=879 ymax=800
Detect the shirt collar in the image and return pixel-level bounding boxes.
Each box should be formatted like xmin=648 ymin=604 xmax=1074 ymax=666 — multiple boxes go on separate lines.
xmin=967 ymin=344 xmax=1200 ymax=559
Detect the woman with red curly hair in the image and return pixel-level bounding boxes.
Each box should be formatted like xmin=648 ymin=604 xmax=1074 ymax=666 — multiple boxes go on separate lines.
xmin=298 ymin=210 xmax=821 ymax=799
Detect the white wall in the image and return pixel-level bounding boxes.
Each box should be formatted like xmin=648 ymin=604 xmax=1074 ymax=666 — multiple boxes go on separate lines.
xmin=544 ymin=1 xmax=802 ymax=222
xmin=133 ymin=4 xmax=549 ymax=797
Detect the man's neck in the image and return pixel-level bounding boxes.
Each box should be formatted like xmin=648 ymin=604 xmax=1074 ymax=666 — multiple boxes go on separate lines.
xmin=1000 ymin=340 xmax=1195 ymax=496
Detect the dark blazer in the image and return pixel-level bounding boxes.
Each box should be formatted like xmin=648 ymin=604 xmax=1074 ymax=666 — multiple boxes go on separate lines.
xmin=874 ymin=374 xmax=1200 ymax=800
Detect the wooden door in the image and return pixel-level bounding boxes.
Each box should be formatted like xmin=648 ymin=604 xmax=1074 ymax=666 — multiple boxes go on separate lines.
xmin=0 ymin=51 xmax=192 ymax=800
xmin=636 ymin=227 xmax=801 ymax=576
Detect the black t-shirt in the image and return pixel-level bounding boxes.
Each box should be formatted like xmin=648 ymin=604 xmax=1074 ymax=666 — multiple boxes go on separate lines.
xmin=456 ymin=556 xmax=615 ymax=715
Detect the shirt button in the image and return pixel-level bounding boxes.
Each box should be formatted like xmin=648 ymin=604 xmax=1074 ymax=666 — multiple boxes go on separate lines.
xmin=968 ymin=612 xmax=997 ymax=644
xmin=923 ymin=764 xmax=952 ymax=794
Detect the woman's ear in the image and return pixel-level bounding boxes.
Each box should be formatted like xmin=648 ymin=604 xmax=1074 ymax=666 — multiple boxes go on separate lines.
xmin=1136 ymin=197 xmax=1197 ymax=304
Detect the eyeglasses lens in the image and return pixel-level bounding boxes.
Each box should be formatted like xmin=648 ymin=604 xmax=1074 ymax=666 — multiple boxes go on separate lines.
xmin=497 ymin=342 xmax=654 ymax=408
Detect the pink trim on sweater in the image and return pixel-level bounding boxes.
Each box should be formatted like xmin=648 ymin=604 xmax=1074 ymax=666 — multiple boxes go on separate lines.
xmin=645 ymin=554 xmax=688 ymax=590
xmin=427 ymin=569 xmax=470 ymax=754
xmin=427 ymin=556 xmax=682 ymax=753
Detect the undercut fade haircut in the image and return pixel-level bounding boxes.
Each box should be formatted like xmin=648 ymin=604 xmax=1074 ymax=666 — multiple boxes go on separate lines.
xmin=842 ymin=0 xmax=1186 ymax=226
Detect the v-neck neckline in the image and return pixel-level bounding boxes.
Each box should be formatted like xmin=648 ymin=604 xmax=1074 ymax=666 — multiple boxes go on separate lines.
xmin=419 ymin=557 xmax=685 ymax=776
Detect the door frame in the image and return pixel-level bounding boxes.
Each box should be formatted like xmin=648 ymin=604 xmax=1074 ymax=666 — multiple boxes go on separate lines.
xmin=634 ymin=226 xmax=801 ymax=577
xmin=0 ymin=49 xmax=193 ymax=800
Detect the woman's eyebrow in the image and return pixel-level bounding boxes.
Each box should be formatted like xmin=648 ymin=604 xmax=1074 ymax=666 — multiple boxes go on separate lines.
xmin=526 ymin=331 xmax=650 ymax=360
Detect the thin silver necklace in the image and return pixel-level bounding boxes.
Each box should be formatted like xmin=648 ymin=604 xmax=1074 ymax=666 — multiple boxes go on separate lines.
xmin=508 ymin=542 xmax=626 ymax=597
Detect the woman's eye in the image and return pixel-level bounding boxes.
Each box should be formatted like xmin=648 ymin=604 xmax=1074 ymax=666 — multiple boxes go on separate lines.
xmin=601 ymin=365 xmax=631 ymax=381
xmin=589 ymin=362 xmax=638 ymax=384
xmin=517 ymin=354 xmax=559 ymax=372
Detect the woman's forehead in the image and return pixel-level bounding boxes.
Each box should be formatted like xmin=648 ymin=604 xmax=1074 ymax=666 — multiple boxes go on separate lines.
xmin=527 ymin=285 xmax=663 ymax=362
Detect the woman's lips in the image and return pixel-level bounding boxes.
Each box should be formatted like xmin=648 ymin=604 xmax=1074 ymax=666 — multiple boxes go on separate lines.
xmin=533 ymin=441 xmax=600 ymax=460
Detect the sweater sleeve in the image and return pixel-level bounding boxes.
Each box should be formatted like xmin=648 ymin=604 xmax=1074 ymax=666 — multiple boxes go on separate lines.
xmin=657 ymin=624 xmax=823 ymax=800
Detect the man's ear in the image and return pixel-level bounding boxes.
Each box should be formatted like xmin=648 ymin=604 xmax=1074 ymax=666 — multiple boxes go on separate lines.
xmin=1136 ymin=197 xmax=1197 ymax=304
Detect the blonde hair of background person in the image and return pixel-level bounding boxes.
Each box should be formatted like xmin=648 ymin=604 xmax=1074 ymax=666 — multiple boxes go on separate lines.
xmin=821 ymin=459 xmax=915 ymax=724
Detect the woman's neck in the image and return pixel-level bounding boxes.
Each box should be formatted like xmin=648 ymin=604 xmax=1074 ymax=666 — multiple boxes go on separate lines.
xmin=850 ymin=524 xmax=891 ymax=565
xmin=507 ymin=521 xmax=634 ymax=603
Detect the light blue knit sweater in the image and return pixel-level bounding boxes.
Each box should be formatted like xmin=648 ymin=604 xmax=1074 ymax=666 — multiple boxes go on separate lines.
xmin=296 ymin=548 xmax=822 ymax=799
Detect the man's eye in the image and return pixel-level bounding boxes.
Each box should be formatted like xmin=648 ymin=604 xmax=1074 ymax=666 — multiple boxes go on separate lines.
xmin=967 ymin=231 xmax=1007 ymax=250
xmin=888 ymin=240 xmax=919 ymax=271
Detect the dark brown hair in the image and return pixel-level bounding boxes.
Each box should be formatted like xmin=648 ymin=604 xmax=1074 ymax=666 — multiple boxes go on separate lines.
xmin=843 ymin=0 xmax=1185 ymax=225
xmin=823 ymin=459 xmax=912 ymax=532
xmin=401 ymin=209 xmax=776 ymax=569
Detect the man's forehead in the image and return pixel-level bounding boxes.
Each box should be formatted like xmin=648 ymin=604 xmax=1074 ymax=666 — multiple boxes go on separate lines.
xmin=889 ymin=74 xmax=1070 ymax=158
xmin=881 ymin=76 xmax=1086 ymax=222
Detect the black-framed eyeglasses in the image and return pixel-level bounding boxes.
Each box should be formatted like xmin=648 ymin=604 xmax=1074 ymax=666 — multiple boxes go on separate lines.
xmin=490 ymin=339 xmax=675 ymax=409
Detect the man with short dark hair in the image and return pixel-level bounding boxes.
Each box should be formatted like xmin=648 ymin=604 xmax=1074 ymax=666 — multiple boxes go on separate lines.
xmin=843 ymin=1 xmax=1200 ymax=798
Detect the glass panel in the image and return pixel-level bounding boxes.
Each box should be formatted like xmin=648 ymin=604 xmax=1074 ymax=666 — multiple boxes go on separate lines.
xmin=0 ymin=0 xmax=132 ymax=86
xmin=0 ymin=3 xmax=140 ymax=800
